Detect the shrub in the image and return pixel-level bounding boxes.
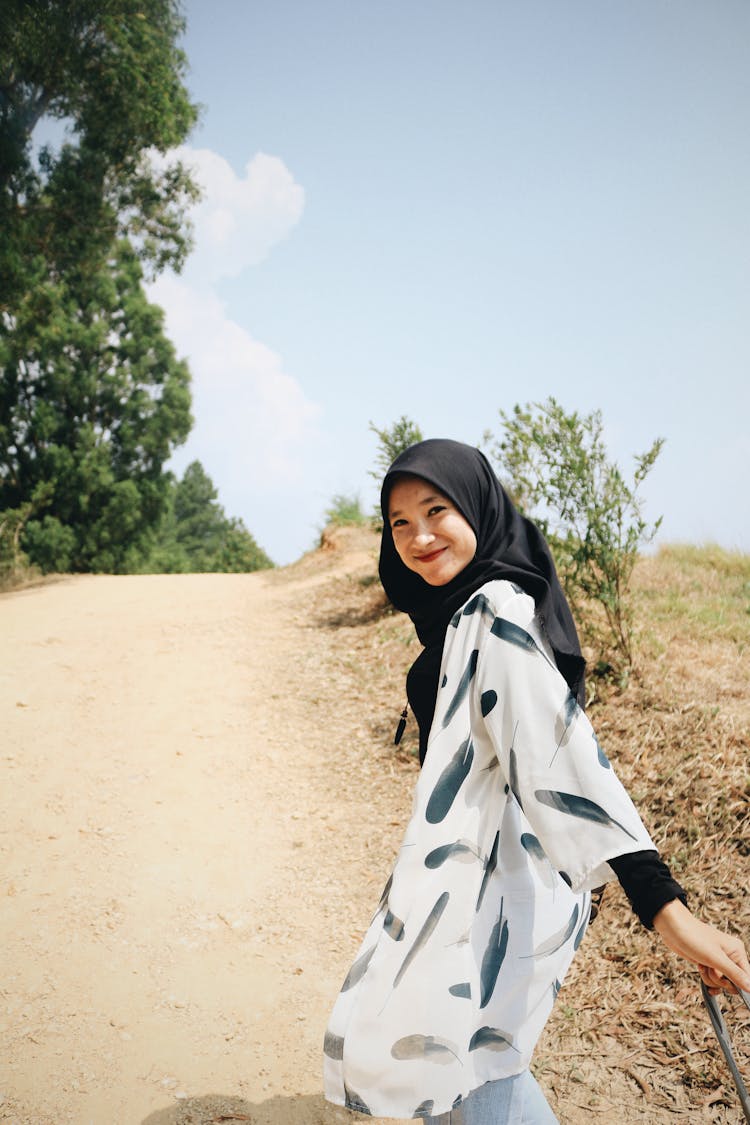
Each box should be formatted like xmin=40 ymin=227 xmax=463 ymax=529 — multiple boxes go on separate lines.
xmin=324 ymin=493 xmax=367 ymax=527
xmin=368 ymin=416 xmax=424 ymax=523
xmin=22 ymin=515 xmax=76 ymax=574
xmin=484 ymin=397 xmax=664 ymax=683
xmin=0 ymin=482 xmax=54 ymax=586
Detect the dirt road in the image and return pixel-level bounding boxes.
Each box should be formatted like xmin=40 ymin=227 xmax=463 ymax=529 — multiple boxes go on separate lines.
xmin=3 ymin=544 xmax=744 ymax=1124
xmin=1 ymin=549 xmax=415 ymax=1125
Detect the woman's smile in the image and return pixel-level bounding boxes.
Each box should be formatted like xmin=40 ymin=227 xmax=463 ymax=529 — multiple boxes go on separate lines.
xmin=415 ymin=546 xmax=446 ymax=563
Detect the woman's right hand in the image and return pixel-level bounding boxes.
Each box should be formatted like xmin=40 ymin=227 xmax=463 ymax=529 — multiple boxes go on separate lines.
xmin=653 ymin=898 xmax=750 ymax=996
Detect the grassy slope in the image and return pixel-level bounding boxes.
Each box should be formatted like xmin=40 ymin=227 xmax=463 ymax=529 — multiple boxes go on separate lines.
xmin=311 ymin=531 xmax=749 ymax=1122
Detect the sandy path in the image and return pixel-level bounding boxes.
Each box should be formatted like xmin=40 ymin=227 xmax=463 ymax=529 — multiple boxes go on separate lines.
xmin=1 ymin=560 xmax=411 ymax=1125
xmin=5 ymin=550 xmax=737 ymax=1125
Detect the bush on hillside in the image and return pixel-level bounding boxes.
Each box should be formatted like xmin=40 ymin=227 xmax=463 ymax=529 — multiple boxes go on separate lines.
xmin=323 ymin=493 xmax=367 ymax=528
xmin=368 ymin=416 xmax=424 ymax=524
xmin=485 ymin=397 xmax=664 ymax=684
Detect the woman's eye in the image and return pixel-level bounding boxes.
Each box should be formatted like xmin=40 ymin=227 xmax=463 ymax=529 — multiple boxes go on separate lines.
xmin=391 ymin=518 xmax=407 ymax=529
xmin=428 ymin=505 xmax=446 ymax=517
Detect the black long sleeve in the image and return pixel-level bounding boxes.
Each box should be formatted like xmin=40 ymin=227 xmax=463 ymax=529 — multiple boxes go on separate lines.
xmin=608 ymin=850 xmax=688 ymax=929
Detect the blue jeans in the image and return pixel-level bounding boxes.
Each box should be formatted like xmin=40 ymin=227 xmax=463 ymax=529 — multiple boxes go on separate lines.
xmin=425 ymin=1071 xmax=558 ymax=1124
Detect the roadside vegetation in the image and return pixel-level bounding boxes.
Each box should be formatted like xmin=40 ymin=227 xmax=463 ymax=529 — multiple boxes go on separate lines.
xmin=484 ymin=397 xmax=664 ymax=688
xmin=325 ymin=406 xmax=667 ymax=696
xmin=307 ymin=526 xmax=749 ymax=1120
xmin=0 ymin=2 xmax=273 ymax=588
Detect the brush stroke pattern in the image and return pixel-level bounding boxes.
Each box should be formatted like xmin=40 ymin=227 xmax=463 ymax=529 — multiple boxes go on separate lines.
xmin=324 ymin=1031 xmax=345 ymax=1060
xmin=442 ymin=649 xmax=479 ymax=728
xmin=424 ymin=839 xmax=481 ymax=869
xmin=593 ymin=734 xmax=611 ymax=769
xmin=371 ymin=873 xmax=393 ymax=922
xmin=425 ymin=739 xmax=474 ymax=823
xmin=550 ymin=690 xmax=580 ymax=765
xmin=534 ymin=789 xmax=639 ymax=841
xmin=461 ymin=592 xmax=496 ymax=623
xmin=393 ymin=892 xmax=450 ymax=988
xmin=508 ymin=722 xmax=523 ymax=811
xmin=450 ymin=591 xmax=495 ymax=628
xmin=341 ymin=945 xmax=376 ymax=992
xmin=479 ymin=898 xmax=509 ymax=1008
xmin=391 ymin=1034 xmax=461 ymax=1064
xmin=490 ymin=616 xmax=539 ymax=653
xmin=344 ymin=1085 xmax=372 ymax=1115
xmin=324 ymin=578 xmax=654 ymax=1121
xmin=520 ymin=832 xmax=546 ymax=861
xmin=384 ymin=909 xmax=406 ymax=941
xmin=480 ymin=689 xmax=497 ymax=716
xmin=469 ymin=1026 xmax=518 ymax=1053
xmin=519 ymin=832 xmax=558 ymax=891
xmin=475 ymin=829 xmax=499 ymax=912
xmin=526 ymin=904 xmax=579 ymax=959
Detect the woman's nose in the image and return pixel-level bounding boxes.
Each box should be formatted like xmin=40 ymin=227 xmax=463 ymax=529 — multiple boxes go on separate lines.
xmin=413 ymin=527 xmax=435 ymax=547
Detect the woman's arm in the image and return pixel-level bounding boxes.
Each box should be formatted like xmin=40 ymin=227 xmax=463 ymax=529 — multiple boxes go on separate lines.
xmin=468 ymin=584 xmax=750 ymax=994
xmin=608 ymin=849 xmax=687 ymax=928
xmin=653 ymin=898 xmax=750 ymax=995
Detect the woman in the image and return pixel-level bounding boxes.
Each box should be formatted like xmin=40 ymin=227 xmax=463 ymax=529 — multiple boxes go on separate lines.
xmin=324 ymin=439 xmax=749 ymax=1123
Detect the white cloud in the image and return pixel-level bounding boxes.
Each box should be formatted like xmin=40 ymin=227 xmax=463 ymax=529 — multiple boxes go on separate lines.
xmin=148 ymin=275 xmax=321 ymax=492
xmin=144 ymin=145 xmax=323 ymax=561
xmin=154 ymin=145 xmax=305 ymax=282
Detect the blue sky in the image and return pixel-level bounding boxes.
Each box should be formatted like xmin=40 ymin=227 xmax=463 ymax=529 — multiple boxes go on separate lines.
xmin=148 ymin=0 xmax=750 ymax=563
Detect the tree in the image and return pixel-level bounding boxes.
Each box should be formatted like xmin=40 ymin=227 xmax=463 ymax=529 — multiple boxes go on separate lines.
xmin=0 ymin=0 xmax=200 ymax=573
xmin=217 ymin=518 xmax=274 ymax=574
xmin=146 ymin=461 xmax=274 ymax=573
xmin=368 ymin=416 xmax=424 ymax=523
xmin=0 ymin=0 xmax=199 ymax=310
xmin=171 ymin=459 xmax=227 ymax=564
xmin=0 ymin=241 xmax=192 ymax=572
xmin=485 ymin=398 xmax=664 ymax=681
xmin=369 ymin=417 xmax=424 ymax=486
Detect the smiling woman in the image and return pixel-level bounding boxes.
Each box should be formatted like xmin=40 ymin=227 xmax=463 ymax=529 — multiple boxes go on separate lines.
xmin=323 ymin=438 xmax=750 ymax=1125
xmin=388 ymin=478 xmax=478 ymax=586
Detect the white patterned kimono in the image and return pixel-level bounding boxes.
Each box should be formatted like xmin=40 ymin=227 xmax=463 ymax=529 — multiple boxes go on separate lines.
xmin=324 ymin=580 xmax=654 ymax=1120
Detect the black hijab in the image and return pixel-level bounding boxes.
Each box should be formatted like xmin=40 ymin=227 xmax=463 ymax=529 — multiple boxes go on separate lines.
xmin=379 ymin=439 xmax=586 ymax=762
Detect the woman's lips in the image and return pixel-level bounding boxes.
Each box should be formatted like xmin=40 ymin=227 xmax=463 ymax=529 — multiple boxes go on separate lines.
xmin=415 ymin=547 xmax=446 ymax=564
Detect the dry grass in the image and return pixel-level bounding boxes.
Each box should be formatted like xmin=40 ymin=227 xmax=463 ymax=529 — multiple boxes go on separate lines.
xmin=306 ymin=530 xmax=749 ymax=1122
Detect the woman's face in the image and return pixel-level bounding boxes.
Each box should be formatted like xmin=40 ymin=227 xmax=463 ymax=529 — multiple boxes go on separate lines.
xmin=387 ymin=476 xmax=477 ymax=586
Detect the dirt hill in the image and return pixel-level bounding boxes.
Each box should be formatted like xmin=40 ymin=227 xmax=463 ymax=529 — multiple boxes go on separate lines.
xmin=1 ymin=529 xmax=748 ymax=1124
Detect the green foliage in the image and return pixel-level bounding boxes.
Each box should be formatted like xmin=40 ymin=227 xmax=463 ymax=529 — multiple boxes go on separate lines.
xmin=324 ymin=493 xmax=367 ymax=528
xmin=485 ymin=398 xmax=664 ymax=681
xmin=368 ymin=416 xmax=424 ymax=524
xmin=0 ymin=0 xmax=199 ymax=310
xmin=369 ymin=416 xmax=424 ymax=487
xmin=0 ymin=0 xmax=201 ymax=573
xmin=218 ymin=519 xmax=274 ymax=573
xmin=145 ymin=461 xmax=274 ymax=573
xmin=22 ymin=515 xmax=76 ymax=574
xmin=0 ymin=496 xmax=37 ymax=585
xmin=1 ymin=241 xmax=192 ymax=572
